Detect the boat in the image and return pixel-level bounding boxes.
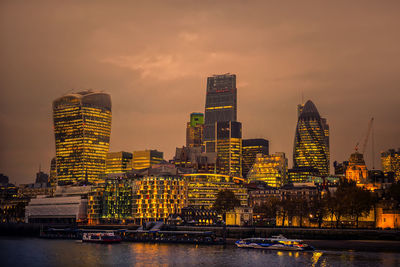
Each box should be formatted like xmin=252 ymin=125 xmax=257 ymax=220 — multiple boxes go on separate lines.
xmin=235 ymin=235 xmax=314 ymax=251
xmin=82 ymin=232 xmax=122 ymax=243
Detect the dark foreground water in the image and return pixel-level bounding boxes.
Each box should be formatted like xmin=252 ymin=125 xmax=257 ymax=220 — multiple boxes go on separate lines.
xmin=1 ymin=237 xmax=400 ymax=267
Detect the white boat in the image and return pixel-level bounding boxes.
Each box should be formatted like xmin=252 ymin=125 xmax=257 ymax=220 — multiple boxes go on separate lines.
xmin=82 ymin=232 xmax=122 ymax=243
xmin=235 ymin=235 xmax=314 ymax=251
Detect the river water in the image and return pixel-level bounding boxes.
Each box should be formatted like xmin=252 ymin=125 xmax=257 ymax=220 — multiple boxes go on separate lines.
xmin=1 ymin=237 xmax=399 ymax=266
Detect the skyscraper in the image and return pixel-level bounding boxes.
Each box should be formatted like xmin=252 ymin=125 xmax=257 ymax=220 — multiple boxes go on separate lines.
xmin=242 ymin=139 xmax=269 ymax=178
xmin=381 ymin=149 xmax=400 ymax=181
xmin=216 ymin=121 xmax=242 ymax=177
xmin=106 ymin=151 xmax=133 ymax=174
xmin=204 ymin=73 xmax=237 ymax=153
xmin=293 ymin=100 xmax=330 ymax=176
xmin=186 ymin=113 xmax=204 ymax=148
xmin=53 ymin=90 xmax=112 ymax=185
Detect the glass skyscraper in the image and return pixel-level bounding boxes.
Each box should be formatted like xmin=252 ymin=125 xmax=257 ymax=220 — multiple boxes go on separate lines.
xmin=204 ymin=73 xmax=237 ymax=153
xmin=53 ymin=90 xmax=112 ymax=185
xmin=216 ymin=121 xmax=242 ymax=177
xmin=293 ymin=100 xmax=330 ymax=176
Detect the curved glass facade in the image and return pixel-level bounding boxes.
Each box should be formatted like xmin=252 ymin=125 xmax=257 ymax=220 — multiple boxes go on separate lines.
xmin=53 ymin=91 xmax=112 ymax=185
xmin=293 ymin=100 xmax=329 ymax=176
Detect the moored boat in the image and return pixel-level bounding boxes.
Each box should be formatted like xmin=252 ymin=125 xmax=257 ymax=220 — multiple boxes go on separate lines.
xmin=235 ymin=235 xmax=314 ymax=251
xmin=82 ymin=232 xmax=122 ymax=243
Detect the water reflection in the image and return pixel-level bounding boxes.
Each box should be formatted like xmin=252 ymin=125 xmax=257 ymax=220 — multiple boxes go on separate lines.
xmin=0 ymin=238 xmax=399 ymax=267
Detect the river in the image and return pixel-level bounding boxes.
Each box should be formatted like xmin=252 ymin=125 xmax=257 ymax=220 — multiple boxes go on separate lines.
xmin=1 ymin=237 xmax=399 ymax=266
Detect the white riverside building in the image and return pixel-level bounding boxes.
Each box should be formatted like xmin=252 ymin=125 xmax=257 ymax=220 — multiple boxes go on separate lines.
xmin=25 ymin=186 xmax=90 ymax=224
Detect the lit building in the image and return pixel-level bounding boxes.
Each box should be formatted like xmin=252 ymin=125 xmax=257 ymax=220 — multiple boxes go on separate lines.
xmin=242 ymin=139 xmax=269 ymax=178
xmin=101 ymin=174 xmax=133 ymax=222
xmin=184 ymin=173 xmax=248 ymax=209
xmin=87 ymin=185 xmax=105 ymax=225
xmin=204 ymin=73 xmax=237 ymax=153
xmin=226 ymin=206 xmax=253 ymax=226
xmin=247 ymin=153 xmax=287 ymax=187
xmin=132 ymin=176 xmax=187 ymax=223
xmin=288 ymin=166 xmax=320 ymax=183
xmin=53 ymin=90 xmax=112 ymax=185
xmin=216 ymin=121 xmax=242 ymax=177
xmin=186 ymin=113 xmax=204 ymax=148
xmin=106 ymin=151 xmax=133 ymax=174
xmin=293 ymin=100 xmax=330 ymax=176
xmin=381 ymin=149 xmax=400 ymax=181
xmin=131 ymin=150 xmax=163 ymax=170
xmin=24 ymin=186 xmax=92 ymax=224
xmin=345 ymin=152 xmax=368 ymax=184
xmin=49 ymin=157 xmax=57 ymax=186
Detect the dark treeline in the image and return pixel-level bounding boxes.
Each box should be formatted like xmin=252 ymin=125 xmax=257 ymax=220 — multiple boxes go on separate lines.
xmin=254 ymin=179 xmax=387 ymax=228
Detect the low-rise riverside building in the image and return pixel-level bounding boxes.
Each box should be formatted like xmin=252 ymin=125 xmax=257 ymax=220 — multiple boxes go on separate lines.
xmin=24 ymin=185 xmax=91 ymax=224
xmin=226 ymin=206 xmax=253 ymax=226
xmin=132 ymin=175 xmax=187 ymax=224
xmin=184 ymin=173 xmax=248 ymax=209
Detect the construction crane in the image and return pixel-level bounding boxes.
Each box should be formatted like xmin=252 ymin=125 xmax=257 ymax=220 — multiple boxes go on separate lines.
xmin=354 ymin=117 xmax=375 ymax=168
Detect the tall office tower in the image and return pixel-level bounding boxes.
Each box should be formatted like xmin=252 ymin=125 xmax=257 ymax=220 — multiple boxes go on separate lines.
xmin=53 ymin=90 xmax=112 ymax=185
xmin=293 ymin=100 xmax=330 ymax=176
xmin=381 ymin=149 xmax=400 ymax=181
xmin=186 ymin=113 xmax=204 ymax=148
xmin=106 ymin=152 xmax=133 ymax=174
xmin=131 ymin=150 xmax=164 ymax=170
xmin=204 ymin=73 xmax=237 ymax=152
xmin=247 ymin=153 xmax=288 ymax=187
xmin=242 ymin=139 xmax=269 ymax=178
xmin=216 ymin=121 xmax=242 ymax=177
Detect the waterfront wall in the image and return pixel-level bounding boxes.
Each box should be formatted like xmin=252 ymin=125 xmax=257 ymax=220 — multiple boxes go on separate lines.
xmin=1 ymin=223 xmax=400 ymax=241
xmin=177 ymin=226 xmax=400 ymax=241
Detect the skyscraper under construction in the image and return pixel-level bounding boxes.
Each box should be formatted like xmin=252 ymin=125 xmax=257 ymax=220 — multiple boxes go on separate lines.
xmin=53 ymin=90 xmax=112 ymax=185
xmin=293 ymin=100 xmax=330 ymax=176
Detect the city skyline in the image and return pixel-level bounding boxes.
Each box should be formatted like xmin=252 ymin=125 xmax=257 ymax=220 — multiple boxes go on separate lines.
xmin=1 ymin=1 xmax=400 ymax=184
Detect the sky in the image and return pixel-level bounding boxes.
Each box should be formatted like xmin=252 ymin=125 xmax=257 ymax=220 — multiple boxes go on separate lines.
xmin=0 ymin=0 xmax=399 ymax=184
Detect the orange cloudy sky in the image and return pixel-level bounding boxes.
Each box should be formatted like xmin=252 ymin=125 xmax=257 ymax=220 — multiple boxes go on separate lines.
xmin=1 ymin=0 xmax=399 ymax=184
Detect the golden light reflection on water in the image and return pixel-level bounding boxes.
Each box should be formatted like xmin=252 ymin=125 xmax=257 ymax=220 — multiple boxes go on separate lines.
xmin=312 ymin=251 xmax=323 ymax=267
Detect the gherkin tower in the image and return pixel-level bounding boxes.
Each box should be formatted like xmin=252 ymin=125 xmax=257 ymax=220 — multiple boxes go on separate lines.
xmin=293 ymin=100 xmax=329 ymax=176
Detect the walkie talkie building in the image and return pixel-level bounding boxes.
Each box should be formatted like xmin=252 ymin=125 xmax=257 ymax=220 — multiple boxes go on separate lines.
xmin=53 ymin=90 xmax=112 ymax=185
xmin=293 ymin=100 xmax=330 ymax=176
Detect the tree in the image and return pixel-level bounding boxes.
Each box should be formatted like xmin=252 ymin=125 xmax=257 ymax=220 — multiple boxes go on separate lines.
xmin=309 ymin=194 xmax=329 ymax=228
xmin=213 ymin=189 xmax=241 ymax=220
xmin=255 ymin=197 xmax=280 ymax=225
xmin=348 ymin=186 xmax=375 ymax=228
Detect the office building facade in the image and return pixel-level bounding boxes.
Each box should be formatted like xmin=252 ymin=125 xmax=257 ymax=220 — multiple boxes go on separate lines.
xmin=247 ymin=153 xmax=288 ymax=187
xmin=216 ymin=121 xmax=242 ymax=177
xmin=53 ymin=90 xmax=112 ymax=185
xmin=184 ymin=173 xmax=248 ymax=209
xmin=186 ymin=113 xmax=204 ymax=148
xmin=106 ymin=151 xmax=133 ymax=174
xmin=381 ymin=149 xmax=400 ymax=181
xmin=131 ymin=150 xmax=163 ymax=170
xmin=204 ymin=73 xmax=237 ymax=153
xmin=132 ymin=176 xmax=187 ymax=223
xmin=242 ymin=139 xmax=269 ymax=178
xmin=293 ymin=100 xmax=330 ymax=176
